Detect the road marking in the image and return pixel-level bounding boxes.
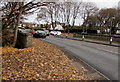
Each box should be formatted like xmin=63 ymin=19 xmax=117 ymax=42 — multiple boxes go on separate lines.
xmin=82 ymin=44 xmax=119 ymax=55
xmin=97 ymin=48 xmax=119 ymax=55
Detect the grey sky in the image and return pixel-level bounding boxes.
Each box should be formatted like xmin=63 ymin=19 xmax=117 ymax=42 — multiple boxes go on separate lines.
xmin=85 ymin=0 xmax=119 ymax=8
xmin=24 ymin=0 xmax=120 ymax=25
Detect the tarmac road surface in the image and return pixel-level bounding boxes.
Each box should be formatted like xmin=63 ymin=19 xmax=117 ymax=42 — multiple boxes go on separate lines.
xmin=40 ymin=35 xmax=119 ymax=80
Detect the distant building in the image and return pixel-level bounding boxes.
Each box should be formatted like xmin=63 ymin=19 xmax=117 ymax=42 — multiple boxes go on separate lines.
xmin=50 ymin=24 xmax=64 ymax=31
xmin=49 ymin=21 xmax=65 ymax=31
xmin=54 ymin=24 xmax=64 ymax=30
xmin=19 ymin=22 xmax=40 ymax=28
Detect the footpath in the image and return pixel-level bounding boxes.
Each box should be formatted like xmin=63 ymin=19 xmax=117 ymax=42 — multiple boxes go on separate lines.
xmin=58 ymin=34 xmax=119 ymax=47
xmin=58 ymin=34 xmax=119 ymax=55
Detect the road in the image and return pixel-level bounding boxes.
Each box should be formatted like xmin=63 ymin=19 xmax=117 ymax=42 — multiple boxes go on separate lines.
xmin=40 ymin=35 xmax=119 ymax=80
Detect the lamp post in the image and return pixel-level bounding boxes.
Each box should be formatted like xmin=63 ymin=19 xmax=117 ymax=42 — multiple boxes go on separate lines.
xmin=109 ymin=17 xmax=115 ymax=45
xmin=82 ymin=34 xmax=84 ymax=40
xmin=82 ymin=25 xmax=85 ymax=41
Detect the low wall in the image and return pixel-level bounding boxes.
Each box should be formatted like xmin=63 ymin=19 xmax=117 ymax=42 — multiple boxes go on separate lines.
xmin=15 ymin=31 xmax=32 ymax=49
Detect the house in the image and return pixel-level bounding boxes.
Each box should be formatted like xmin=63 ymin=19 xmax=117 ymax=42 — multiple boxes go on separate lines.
xmin=116 ymin=29 xmax=120 ymax=34
xmin=54 ymin=24 xmax=64 ymax=30
xmin=50 ymin=24 xmax=64 ymax=31
xmin=49 ymin=21 xmax=65 ymax=31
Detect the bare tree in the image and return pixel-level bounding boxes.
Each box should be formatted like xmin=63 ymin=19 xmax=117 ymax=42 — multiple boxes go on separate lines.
xmin=71 ymin=2 xmax=82 ymax=27
xmin=97 ymin=8 xmax=118 ymax=31
xmin=36 ymin=7 xmax=50 ymax=24
xmin=81 ymin=2 xmax=98 ymax=32
xmin=1 ymin=1 xmax=49 ymax=47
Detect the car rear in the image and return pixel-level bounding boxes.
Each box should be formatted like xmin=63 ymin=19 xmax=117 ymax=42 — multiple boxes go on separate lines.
xmin=33 ymin=31 xmax=46 ymax=38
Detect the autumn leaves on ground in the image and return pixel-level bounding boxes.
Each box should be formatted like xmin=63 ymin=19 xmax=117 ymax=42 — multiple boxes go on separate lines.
xmin=2 ymin=38 xmax=87 ymax=80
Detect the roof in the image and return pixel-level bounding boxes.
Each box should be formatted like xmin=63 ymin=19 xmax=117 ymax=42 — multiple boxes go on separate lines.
xmin=54 ymin=25 xmax=64 ymax=30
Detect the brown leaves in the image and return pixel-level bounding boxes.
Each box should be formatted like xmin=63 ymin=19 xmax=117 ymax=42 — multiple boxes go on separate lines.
xmin=2 ymin=38 xmax=86 ymax=80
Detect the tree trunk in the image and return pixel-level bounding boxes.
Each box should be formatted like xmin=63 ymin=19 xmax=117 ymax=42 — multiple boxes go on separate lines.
xmin=51 ymin=14 xmax=54 ymax=30
xmin=13 ymin=14 xmax=20 ymax=47
xmin=72 ymin=18 xmax=75 ymax=27
xmin=67 ymin=28 xmax=69 ymax=33
xmin=13 ymin=25 xmax=18 ymax=47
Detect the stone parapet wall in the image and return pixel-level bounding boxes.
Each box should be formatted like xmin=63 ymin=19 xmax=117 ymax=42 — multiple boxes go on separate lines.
xmin=15 ymin=30 xmax=32 ymax=49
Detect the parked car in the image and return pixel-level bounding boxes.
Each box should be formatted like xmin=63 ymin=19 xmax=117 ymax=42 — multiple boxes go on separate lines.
xmin=33 ymin=30 xmax=46 ymax=38
xmin=30 ymin=30 xmax=36 ymax=34
xmin=18 ymin=26 xmax=25 ymax=29
xmin=18 ymin=27 xmax=32 ymax=33
xmin=50 ymin=31 xmax=61 ymax=36
xmin=56 ymin=31 xmax=61 ymax=35
xmin=44 ymin=30 xmax=50 ymax=36
xmin=50 ymin=31 xmax=57 ymax=35
xmin=18 ymin=27 xmax=25 ymax=32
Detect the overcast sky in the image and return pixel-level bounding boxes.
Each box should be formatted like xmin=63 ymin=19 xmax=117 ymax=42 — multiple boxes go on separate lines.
xmin=24 ymin=0 xmax=120 ymax=25
xmin=84 ymin=0 xmax=119 ymax=8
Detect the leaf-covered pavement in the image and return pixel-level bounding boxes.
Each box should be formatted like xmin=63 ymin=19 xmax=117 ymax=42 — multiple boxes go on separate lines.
xmin=2 ymin=38 xmax=88 ymax=80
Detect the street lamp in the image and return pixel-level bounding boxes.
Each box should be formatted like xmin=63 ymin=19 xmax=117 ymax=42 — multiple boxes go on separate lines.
xmin=82 ymin=25 xmax=85 ymax=41
xmin=109 ymin=16 xmax=115 ymax=45
xmin=82 ymin=20 xmax=90 ymax=41
xmin=82 ymin=34 xmax=85 ymax=40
